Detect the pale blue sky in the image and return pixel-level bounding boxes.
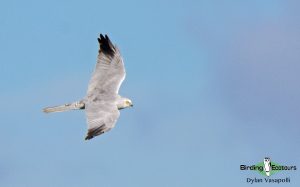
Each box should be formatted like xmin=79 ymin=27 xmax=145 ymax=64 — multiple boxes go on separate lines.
xmin=1 ymin=0 xmax=300 ymax=186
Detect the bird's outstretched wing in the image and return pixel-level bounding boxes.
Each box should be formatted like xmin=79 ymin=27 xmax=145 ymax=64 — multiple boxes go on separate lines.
xmin=87 ymin=34 xmax=125 ymax=96
xmin=85 ymin=101 xmax=120 ymax=140
xmin=84 ymin=34 xmax=125 ymax=140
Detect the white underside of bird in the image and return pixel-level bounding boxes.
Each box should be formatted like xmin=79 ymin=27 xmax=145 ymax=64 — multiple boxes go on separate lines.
xmin=43 ymin=34 xmax=133 ymax=140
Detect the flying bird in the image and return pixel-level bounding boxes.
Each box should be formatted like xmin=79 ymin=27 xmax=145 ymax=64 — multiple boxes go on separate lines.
xmin=43 ymin=34 xmax=133 ymax=140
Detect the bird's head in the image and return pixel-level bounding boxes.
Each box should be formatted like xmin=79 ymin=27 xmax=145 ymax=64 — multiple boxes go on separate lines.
xmin=124 ymin=98 xmax=133 ymax=107
xmin=117 ymin=97 xmax=133 ymax=110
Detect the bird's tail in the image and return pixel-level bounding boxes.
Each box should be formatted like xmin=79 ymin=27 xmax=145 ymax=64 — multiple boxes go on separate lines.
xmin=43 ymin=101 xmax=85 ymax=113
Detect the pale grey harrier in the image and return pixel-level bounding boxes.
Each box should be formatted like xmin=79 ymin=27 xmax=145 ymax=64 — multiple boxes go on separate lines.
xmin=43 ymin=34 xmax=133 ymax=140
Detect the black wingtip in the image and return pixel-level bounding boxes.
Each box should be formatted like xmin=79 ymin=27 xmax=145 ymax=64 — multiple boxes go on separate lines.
xmin=85 ymin=124 xmax=106 ymax=140
xmin=97 ymin=33 xmax=115 ymax=58
xmin=85 ymin=135 xmax=94 ymax=140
